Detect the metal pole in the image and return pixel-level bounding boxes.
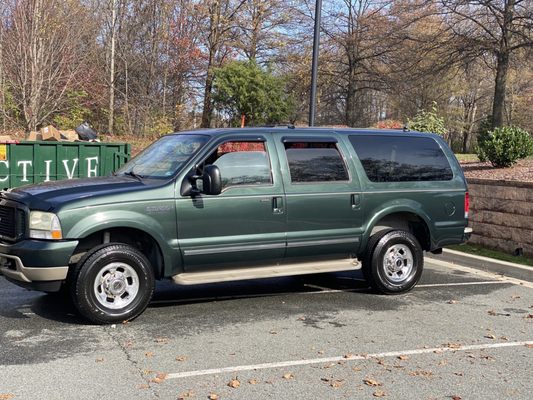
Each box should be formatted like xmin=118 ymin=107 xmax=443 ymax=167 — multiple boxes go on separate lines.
xmin=309 ymin=0 xmax=322 ymax=127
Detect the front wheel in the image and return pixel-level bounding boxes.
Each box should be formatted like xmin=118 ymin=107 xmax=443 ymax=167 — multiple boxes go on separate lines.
xmin=362 ymin=230 xmax=423 ymax=294
xmin=70 ymin=243 xmax=155 ymax=324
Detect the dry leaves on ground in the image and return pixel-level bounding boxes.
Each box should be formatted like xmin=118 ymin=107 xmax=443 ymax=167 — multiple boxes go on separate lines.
xmin=151 ymin=373 xmax=168 ymax=384
xmin=95 ymin=357 xmax=104 ymax=363
xmin=154 ymin=337 xmax=169 ymax=344
xmin=145 ymin=351 xmax=154 ymax=358
xmin=282 ymin=373 xmax=295 ymax=380
xmin=0 ymin=395 xmax=15 ymax=400
xmin=409 ymin=370 xmax=433 ymax=378
xmin=321 ymin=378 xmax=345 ymax=388
xmin=397 ymin=355 xmax=409 ymax=361
xmin=451 ymin=396 xmax=462 ymax=400
xmin=177 ymin=390 xmax=194 ymax=399
xmin=228 ymin=378 xmax=241 ymax=388
xmin=363 ymin=378 xmax=381 ymax=387
xmin=208 ymin=394 xmax=219 ymax=400
xmin=175 ymin=356 xmax=187 ymax=362
xmin=373 ymin=390 xmax=386 ymax=397
xmin=248 ymin=379 xmax=258 ymax=385
xmin=485 ymin=334 xmax=496 ymax=339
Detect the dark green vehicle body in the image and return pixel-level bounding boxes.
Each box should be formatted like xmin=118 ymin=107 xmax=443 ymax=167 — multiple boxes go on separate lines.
xmin=0 ymin=128 xmax=470 ymax=321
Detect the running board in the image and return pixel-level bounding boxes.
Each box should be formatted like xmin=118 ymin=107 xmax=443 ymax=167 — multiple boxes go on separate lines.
xmin=171 ymin=258 xmax=361 ymax=285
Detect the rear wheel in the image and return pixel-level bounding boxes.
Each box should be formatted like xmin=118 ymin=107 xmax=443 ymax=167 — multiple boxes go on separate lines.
xmin=70 ymin=243 xmax=155 ymax=324
xmin=362 ymin=230 xmax=423 ymax=294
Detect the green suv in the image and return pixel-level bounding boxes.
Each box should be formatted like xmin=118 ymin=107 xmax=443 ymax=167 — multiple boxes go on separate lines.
xmin=0 ymin=128 xmax=471 ymax=324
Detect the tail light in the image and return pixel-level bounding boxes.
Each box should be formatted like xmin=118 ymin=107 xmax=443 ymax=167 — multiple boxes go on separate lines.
xmin=464 ymin=192 xmax=469 ymax=219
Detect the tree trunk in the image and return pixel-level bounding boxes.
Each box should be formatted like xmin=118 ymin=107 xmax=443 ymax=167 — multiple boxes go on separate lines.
xmin=201 ymin=0 xmax=221 ymax=128
xmin=492 ymin=52 xmax=509 ymax=129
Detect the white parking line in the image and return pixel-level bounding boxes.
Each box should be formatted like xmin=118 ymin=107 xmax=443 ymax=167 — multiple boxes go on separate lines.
xmin=166 ymin=341 xmax=533 ymax=380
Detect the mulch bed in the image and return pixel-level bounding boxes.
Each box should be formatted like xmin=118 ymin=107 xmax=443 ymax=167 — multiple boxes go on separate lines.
xmin=460 ymin=159 xmax=533 ymax=183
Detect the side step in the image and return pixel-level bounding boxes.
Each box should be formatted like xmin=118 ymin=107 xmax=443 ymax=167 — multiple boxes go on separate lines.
xmin=172 ymin=258 xmax=361 ymax=285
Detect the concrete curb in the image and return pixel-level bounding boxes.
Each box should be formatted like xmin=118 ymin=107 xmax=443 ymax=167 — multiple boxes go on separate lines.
xmin=426 ymin=248 xmax=533 ymax=282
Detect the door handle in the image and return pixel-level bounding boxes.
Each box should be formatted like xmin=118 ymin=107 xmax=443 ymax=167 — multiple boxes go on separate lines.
xmin=351 ymin=193 xmax=361 ymax=210
xmin=272 ymin=196 xmax=284 ymax=214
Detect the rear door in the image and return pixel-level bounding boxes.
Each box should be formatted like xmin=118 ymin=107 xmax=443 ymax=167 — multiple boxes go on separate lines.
xmin=274 ymin=132 xmax=363 ymax=261
xmin=176 ymin=134 xmax=287 ymax=271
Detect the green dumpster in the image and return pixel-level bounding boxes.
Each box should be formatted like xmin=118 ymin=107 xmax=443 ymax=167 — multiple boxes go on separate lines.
xmin=0 ymin=140 xmax=130 ymax=189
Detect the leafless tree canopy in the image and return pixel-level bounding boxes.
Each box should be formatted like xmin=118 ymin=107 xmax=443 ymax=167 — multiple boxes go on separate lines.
xmin=0 ymin=0 xmax=532 ymax=151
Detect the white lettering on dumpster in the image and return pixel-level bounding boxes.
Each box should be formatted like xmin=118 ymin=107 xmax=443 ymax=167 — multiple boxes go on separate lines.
xmin=44 ymin=160 xmax=52 ymax=182
xmin=86 ymin=157 xmax=98 ymax=177
xmin=62 ymin=159 xmax=79 ymax=179
xmin=17 ymin=161 xmax=32 ymax=182
xmin=0 ymin=160 xmax=8 ymax=182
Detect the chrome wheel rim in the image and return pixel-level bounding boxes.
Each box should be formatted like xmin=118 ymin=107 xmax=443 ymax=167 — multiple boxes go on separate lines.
xmin=383 ymin=244 xmax=414 ymax=283
xmin=93 ymin=262 xmax=139 ymax=310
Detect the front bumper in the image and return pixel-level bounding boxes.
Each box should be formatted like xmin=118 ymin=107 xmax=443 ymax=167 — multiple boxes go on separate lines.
xmin=0 ymin=239 xmax=78 ymax=291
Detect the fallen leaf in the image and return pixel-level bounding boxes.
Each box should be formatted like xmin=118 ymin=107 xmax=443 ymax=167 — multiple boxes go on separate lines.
xmin=248 ymin=379 xmax=258 ymax=385
xmin=142 ymin=370 xmax=153 ymax=375
xmin=318 ymin=350 xmax=325 ymax=355
xmin=151 ymin=373 xmax=167 ymax=384
xmin=409 ymin=370 xmax=433 ymax=377
xmin=446 ymin=343 xmax=462 ymax=349
xmin=447 ymin=299 xmax=457 ymax=304
xmin=0 ymin=395 xmax=15 ymax=400
xmin=488 ymin=310 xmax=497 ymax=316
xmin=145 ymin=352 xmax=154 ymax=358
xmin=282 ymin=373 xmax=294 ymax=380
xmin=175 ymin=356 xmax=187 ymax=362
xmin=363 ymin=378 xmax=381 ymax=387
xmin=352 ymin=366 xmax=362 ymax=372
xmin=511 ymin=295 xmax=520 ymax=299
xmin=297 ymin=316 xmax=306 ymax=321
xmin=177 ymin=390 xmax=194 ymax=399
xmin=500 ymin=336 xmax=509 ymax=341
xmin=208 ymin=394 xmax=219 ymax=400
xmin=373 ymin=390 xmax=386 ymax=397
xmin=451 ymin=396 xmax=462 ymax=400
xmin=454 ymin=372 xmax=464 ymax=376
xmin=269 ymin=330 xmax=278 ymax=335
xmin=525 ymin=314 xmax=533 ymax=319
xmin=95 ymin=357 xmax=104 ymax=363
xmin=377 ymin=359 xmax=385 ymax=365
xmin=137 ymin=384 xmax=150 ymax=390
xmin=485 ymin=334 xmax=496 ymax=340
xmin=343 ymin=353 xmax=354 ymax=359
xmin=323 ymin=363 xmax=336 ymax=369
xmin=397 ymin=355 xmax=409 ymax=361
xmin=330 ymin=379 xmax=345 ymax=388
xmin=228 ymin=378 xmax=241 ymax=388
xmin=154 ymin=337 xmax=169 ymax=344
xmin=122 ymin=320 xmax=129 ymax=325
xmin=438 ymin=360 xmax=448 ymax=366
xmin=525 ymin=344 xmax=533 ymax=349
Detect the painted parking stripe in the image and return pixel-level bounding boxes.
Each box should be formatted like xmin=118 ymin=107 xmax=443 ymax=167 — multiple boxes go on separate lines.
xmin=166 ymin=340 xmax=533 ymax=380
xmin=428 ymin=258 xmax=533 ymax=289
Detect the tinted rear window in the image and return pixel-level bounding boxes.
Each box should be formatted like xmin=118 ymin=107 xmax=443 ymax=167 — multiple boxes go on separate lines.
xmin=284 ymin=142 xmax=349 ymax=183
xmin=348 ymin=135 xmax=453 ymax=182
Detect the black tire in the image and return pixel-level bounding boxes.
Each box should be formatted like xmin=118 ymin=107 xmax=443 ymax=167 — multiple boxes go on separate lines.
xmin=362 ymin=230 xmax=423 ymax=294
xmin=70 ymin=243 xmax=155 ymax=324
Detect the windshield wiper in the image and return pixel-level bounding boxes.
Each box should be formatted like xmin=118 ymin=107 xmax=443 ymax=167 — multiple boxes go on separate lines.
xmin=123 ymin=171 xmax=144 ymax=181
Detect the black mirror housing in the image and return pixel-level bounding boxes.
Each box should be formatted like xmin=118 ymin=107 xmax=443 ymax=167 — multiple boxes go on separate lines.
xmin=202 ymin=165 xmax=222 ymax=195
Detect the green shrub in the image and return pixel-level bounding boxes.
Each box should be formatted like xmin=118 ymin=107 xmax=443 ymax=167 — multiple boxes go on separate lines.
xmin=476 ymin=126 xmax=533 ymax=168
xmin=407 ymin=102 xmax=447 ymax=137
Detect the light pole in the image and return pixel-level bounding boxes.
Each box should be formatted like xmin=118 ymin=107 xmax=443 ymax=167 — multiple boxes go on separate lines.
xmin=309 ymin=0 xmax=322 ymax=127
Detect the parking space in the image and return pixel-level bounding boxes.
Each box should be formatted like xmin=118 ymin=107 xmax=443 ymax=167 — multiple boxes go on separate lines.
xmin=1 ymin=258 xmax=532 ymax=399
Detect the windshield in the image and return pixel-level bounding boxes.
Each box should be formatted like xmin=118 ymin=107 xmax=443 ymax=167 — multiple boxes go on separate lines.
xmin=117 ymin=134 xmax=209 ymax=179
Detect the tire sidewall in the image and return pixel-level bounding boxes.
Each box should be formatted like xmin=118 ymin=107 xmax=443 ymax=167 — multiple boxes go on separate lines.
xmin=74 ymin=244 xmax=154 ymax=324
xmin=372 ymin=231 xmax=423 ymax=293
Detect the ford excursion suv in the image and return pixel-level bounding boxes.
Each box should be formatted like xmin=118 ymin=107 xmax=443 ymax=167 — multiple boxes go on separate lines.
xmin=0 ymin=128 xmax=471 ymax=324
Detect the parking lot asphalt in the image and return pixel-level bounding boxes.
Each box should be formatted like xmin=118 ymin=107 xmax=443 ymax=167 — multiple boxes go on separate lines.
xmin=0 ymin=258 xmax=532 ymax=400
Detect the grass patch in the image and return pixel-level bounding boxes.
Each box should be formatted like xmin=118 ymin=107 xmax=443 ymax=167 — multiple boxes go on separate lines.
xmin=455 ymin=153 xmax=479 ymax=162
xmin=448 ymin=243 xmax=533 ymax=267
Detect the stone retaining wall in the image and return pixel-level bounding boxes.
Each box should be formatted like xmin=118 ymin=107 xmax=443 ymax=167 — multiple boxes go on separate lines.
xmin=468 ymin=179 xmax=533 ymax=257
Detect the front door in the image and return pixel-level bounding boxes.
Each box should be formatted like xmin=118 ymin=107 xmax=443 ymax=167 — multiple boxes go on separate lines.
xmin=274 ymin=133 xmax=363 ymax=261
xmin=176 ymin=134 xmax=286 ymax=272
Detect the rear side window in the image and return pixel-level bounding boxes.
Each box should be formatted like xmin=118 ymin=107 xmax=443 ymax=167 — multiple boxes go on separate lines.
xmin=348 ymin=135 xmax=453 ymax=182
xmin=284 ymin=142 xmax=349 ymax=183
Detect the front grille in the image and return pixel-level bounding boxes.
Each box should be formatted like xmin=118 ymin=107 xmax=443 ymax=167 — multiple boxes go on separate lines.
xmin=0 ymin=205 xmax=17 ymax=240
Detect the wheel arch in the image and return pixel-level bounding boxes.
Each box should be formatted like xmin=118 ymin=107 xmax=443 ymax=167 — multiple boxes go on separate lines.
xmin=362 ymin=205 xmax=433 ymax=254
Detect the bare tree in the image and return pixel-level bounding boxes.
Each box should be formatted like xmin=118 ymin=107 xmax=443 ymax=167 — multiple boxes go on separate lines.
xmin=439 ymin=0 xmax=533 ymax=128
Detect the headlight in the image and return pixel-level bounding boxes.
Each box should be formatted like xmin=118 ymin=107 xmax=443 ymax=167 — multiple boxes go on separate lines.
xmin=29 ymin=211 xmax=63 ymax=240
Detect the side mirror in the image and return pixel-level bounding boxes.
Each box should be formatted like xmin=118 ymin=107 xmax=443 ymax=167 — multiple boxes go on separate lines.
xmin=202 ymin=165 xmax=222 ymax=195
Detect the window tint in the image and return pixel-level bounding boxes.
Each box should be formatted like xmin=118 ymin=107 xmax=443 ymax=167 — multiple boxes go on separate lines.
xmin=348 ymin=135 xmax=453 ymax=182
xmin=284 ymin=142 xmax=349 ymax=183
xmin=207 ymin=141 xmax=272 ymax=189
